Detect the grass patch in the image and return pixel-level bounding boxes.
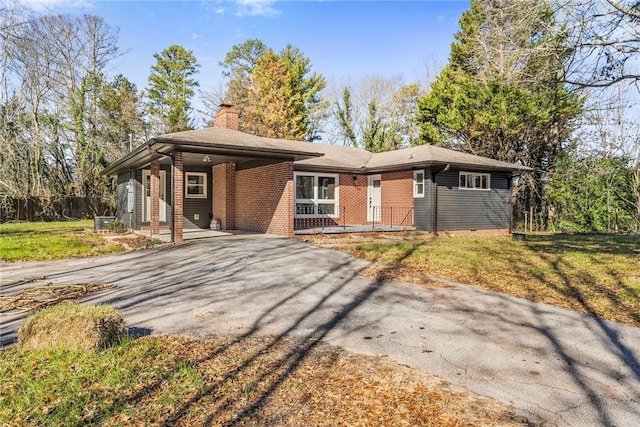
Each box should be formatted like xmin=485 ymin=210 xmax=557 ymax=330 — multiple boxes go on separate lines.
xmin=319 ymin=233 xmax=640 ymax=327
xmin=0 ymin=220 xmax=165 ymax=262
xmin=0 ymin=335 xmax=524 ymax=426
xmin=0 ymin=220 xmax=124 ymax=262
xmin=18 ymin=304 xmax=126 ymax=352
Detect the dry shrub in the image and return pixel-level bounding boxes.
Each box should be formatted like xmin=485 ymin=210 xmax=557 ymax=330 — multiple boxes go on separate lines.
xmin=18 ymin=303 xmax=126 ymax=352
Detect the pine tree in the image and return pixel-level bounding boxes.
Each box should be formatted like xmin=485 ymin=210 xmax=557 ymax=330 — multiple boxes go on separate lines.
xmin=219 ymin=40 xmax=325 ymax=141
xmin=146 ymin=45 xmax=200 ymax=134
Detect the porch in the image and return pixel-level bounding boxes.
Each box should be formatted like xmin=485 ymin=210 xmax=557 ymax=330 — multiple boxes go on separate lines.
xmin=294 ymin=206 xmax=414 ymax=235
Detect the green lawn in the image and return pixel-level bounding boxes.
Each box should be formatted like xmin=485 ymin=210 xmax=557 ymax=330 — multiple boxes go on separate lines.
xmin=0 ymin=220 xmax=124 ymax=262
xmin=343 ymin=233 xmax=640 ymax=327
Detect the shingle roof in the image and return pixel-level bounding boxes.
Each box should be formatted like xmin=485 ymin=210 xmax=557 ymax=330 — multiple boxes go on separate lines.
xmin=365 ymin=144 xmax=528 ymax=171
xmin=293 ymin=143 xmax=372 ymax=172
xmin=156 ymin=127 xmax=325 ymax=157
xmin=104 ymin=126 xmax=530 ymax=175
xmin=295 ymin=141 xmax=530 ymax=172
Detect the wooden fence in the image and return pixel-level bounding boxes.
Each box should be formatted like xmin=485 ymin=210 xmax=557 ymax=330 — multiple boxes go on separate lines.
xmin=0 ymin=195 xmax=114 ymax=222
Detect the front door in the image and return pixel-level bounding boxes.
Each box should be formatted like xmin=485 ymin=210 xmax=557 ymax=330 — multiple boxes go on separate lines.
xmin=367 ymin=174 xmax=381 ymax=222
xmin=142 ymin=170 xmax=167 ymax=222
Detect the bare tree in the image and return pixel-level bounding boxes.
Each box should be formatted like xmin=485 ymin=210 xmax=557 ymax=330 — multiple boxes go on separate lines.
xmin=1 ymin=10 xmax=124 ymax=200
xmin=559 ymin=0 xmax=640 ymax=89
xmin=327 ymin=75 xmax=425 ymax=150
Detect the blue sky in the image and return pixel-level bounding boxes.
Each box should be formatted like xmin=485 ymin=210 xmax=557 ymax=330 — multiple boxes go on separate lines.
xmin=20 ymin=0 xmax=469 ymax=113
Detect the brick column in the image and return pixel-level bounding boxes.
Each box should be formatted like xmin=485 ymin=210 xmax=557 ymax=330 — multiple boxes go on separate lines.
xmin=284 ymin=162 xmax=294 ymax=237
xmin=213 ymin=162 xmax=236 ymax=230
xmin=172 ymin=152 xmax=184 ymax=244
xmin=150 ymin=161 xmax=160 ymax=236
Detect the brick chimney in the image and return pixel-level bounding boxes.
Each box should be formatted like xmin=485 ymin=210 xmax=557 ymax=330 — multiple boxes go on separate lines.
xmin=213 ymin=103 xmax=239 ymax=131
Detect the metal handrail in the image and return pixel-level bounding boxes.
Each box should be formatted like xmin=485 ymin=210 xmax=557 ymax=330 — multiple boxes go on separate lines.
xmin=371 ymin=206 xmax=414 ymax=229
xmin=294 ymin=205 xmax=347 ymax=231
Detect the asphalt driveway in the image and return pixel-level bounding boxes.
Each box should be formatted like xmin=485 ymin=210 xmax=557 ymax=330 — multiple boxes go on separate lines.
xmin=2 ymin=234 xmax=639 ymax=426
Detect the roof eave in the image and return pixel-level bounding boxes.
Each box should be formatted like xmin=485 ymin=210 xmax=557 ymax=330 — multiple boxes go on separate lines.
xmin=364 ymin=160 xmax=531 ymax=174
xmin=293 ymin=164 xmax=367 ymax=174
xmin=103 ymin=138 xmax=324 ymax=176
xmin=102 ymin=140 xmax=158 ymax=175
xmin=159 ymin=140 xmax=324 ymax=159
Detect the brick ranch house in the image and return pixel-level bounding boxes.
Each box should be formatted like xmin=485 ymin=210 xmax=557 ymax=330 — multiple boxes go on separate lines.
xmin=104 ymin=105 xmax=530 ymax=243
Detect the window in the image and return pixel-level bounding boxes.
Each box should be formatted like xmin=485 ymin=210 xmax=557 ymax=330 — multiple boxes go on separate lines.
xmin=459 ymin=172 xmax=490 ymax=190
xmin=185 ymin=172 xmax=207 ymax=198
xmin=413 ymin=170 xmax=425 ymax=197
xmin=294 ymin=173 xmax=339 ymax=217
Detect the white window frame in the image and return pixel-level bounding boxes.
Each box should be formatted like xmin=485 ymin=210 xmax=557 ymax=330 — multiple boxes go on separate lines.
xmin=459 ymin=171 xmax=491 ymax=191
xmin=413 ymin=170 xmax=425 ymax=198
xmin=294 ymin=172 xmax=340 ymax=218
xmin=185 ymin=172 xmax=208 ymax=199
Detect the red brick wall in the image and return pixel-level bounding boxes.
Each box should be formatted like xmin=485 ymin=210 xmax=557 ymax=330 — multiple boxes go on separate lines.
xmin=172 ymin=151 xmax=184 ymax=243
xmin=380 ymin=170 xmax=414 ymax=226
xmin=381 ymin=171 xmax=413 ymax=206
xmin=150 ymin=161 xmax=160 ymax=235
xmin=339 ymin=173 xmax=368 ymax=225
xmin=235 ymin=162 xmax=293 ymax=236
xmin=212 ymin=163 xmax=235 ymax=230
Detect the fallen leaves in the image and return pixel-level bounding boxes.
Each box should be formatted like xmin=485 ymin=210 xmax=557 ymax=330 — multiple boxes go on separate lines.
xmin=1 ymin=335 xmax=526 ymax=426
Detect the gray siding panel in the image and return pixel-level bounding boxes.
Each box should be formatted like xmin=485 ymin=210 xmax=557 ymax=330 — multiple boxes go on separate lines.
xmin=115 ymin=172 xmax=132 ymax=228
xmin=414 ymin=168 xmax=432 ymax=231
xmin=135 ymin=169 xmax=142 ymax=230
xmin=183 ymin=166 xmax=212 ymax=229
xmin=436 ymin=170 xmax=511 ymax=231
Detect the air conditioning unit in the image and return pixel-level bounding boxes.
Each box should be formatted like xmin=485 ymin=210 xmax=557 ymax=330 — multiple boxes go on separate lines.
xmin=94 ymin=216 xmax=117 ymax=231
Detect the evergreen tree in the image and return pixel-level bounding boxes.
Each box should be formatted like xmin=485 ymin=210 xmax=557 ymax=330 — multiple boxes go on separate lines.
xmin=146 ymin=45 xmax=200 ymax=134
xmin=243 ymin=50 xmax=303 ymax=139
xmin=334 ymin=87 xmax=358 ymax=147
xmin=98 ymin=74 xmax=145 ymax=160
xmin=219 ymin=40 xmax=326 ymax=141
xmin=416 ymin=0 xmax=583 ymax=229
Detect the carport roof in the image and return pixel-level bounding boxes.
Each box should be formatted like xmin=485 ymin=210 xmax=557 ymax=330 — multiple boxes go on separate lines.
xmin=104 ymin=126 xmax=531 ymax=175
xmin=103 ymin=127 xmax=326 ymax=175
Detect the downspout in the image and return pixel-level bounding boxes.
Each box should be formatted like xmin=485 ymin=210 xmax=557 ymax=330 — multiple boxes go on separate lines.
xmin=432 ymin=164 xmax=450 ymax=236
xmin=171 ymin=154 xmax=176 ymax=244
xmin=509 ymin=175 xmax=514 ymax=234
xmin=129 ymin=168 xmax=134 ymax=230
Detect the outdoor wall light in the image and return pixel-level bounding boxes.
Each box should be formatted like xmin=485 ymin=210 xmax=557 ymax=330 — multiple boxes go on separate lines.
xmin=352 ymin=175 xmax=358 ymax=185
xmin=203 ymin=156 xmax=211 ymax=163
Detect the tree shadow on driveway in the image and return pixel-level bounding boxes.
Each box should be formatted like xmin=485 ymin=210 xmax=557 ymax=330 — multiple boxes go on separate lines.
xmin=2 ymin=235 xmax=640 ymax=425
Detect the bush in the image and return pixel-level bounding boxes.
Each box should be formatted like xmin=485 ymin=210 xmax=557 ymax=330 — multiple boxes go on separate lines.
xmin=18 ymin=304 xmax=126 ymax=352
xmin=108 ymin=219 xmax=127 ymax=233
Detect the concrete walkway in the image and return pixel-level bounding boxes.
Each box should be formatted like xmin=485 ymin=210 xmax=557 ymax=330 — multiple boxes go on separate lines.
xmin=1 ymin=235 xmax=639 ymax=426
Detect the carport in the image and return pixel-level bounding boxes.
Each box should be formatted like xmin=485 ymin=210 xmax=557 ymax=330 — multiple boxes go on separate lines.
xmin=103 ymin=106 xmax=324 ymax=242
